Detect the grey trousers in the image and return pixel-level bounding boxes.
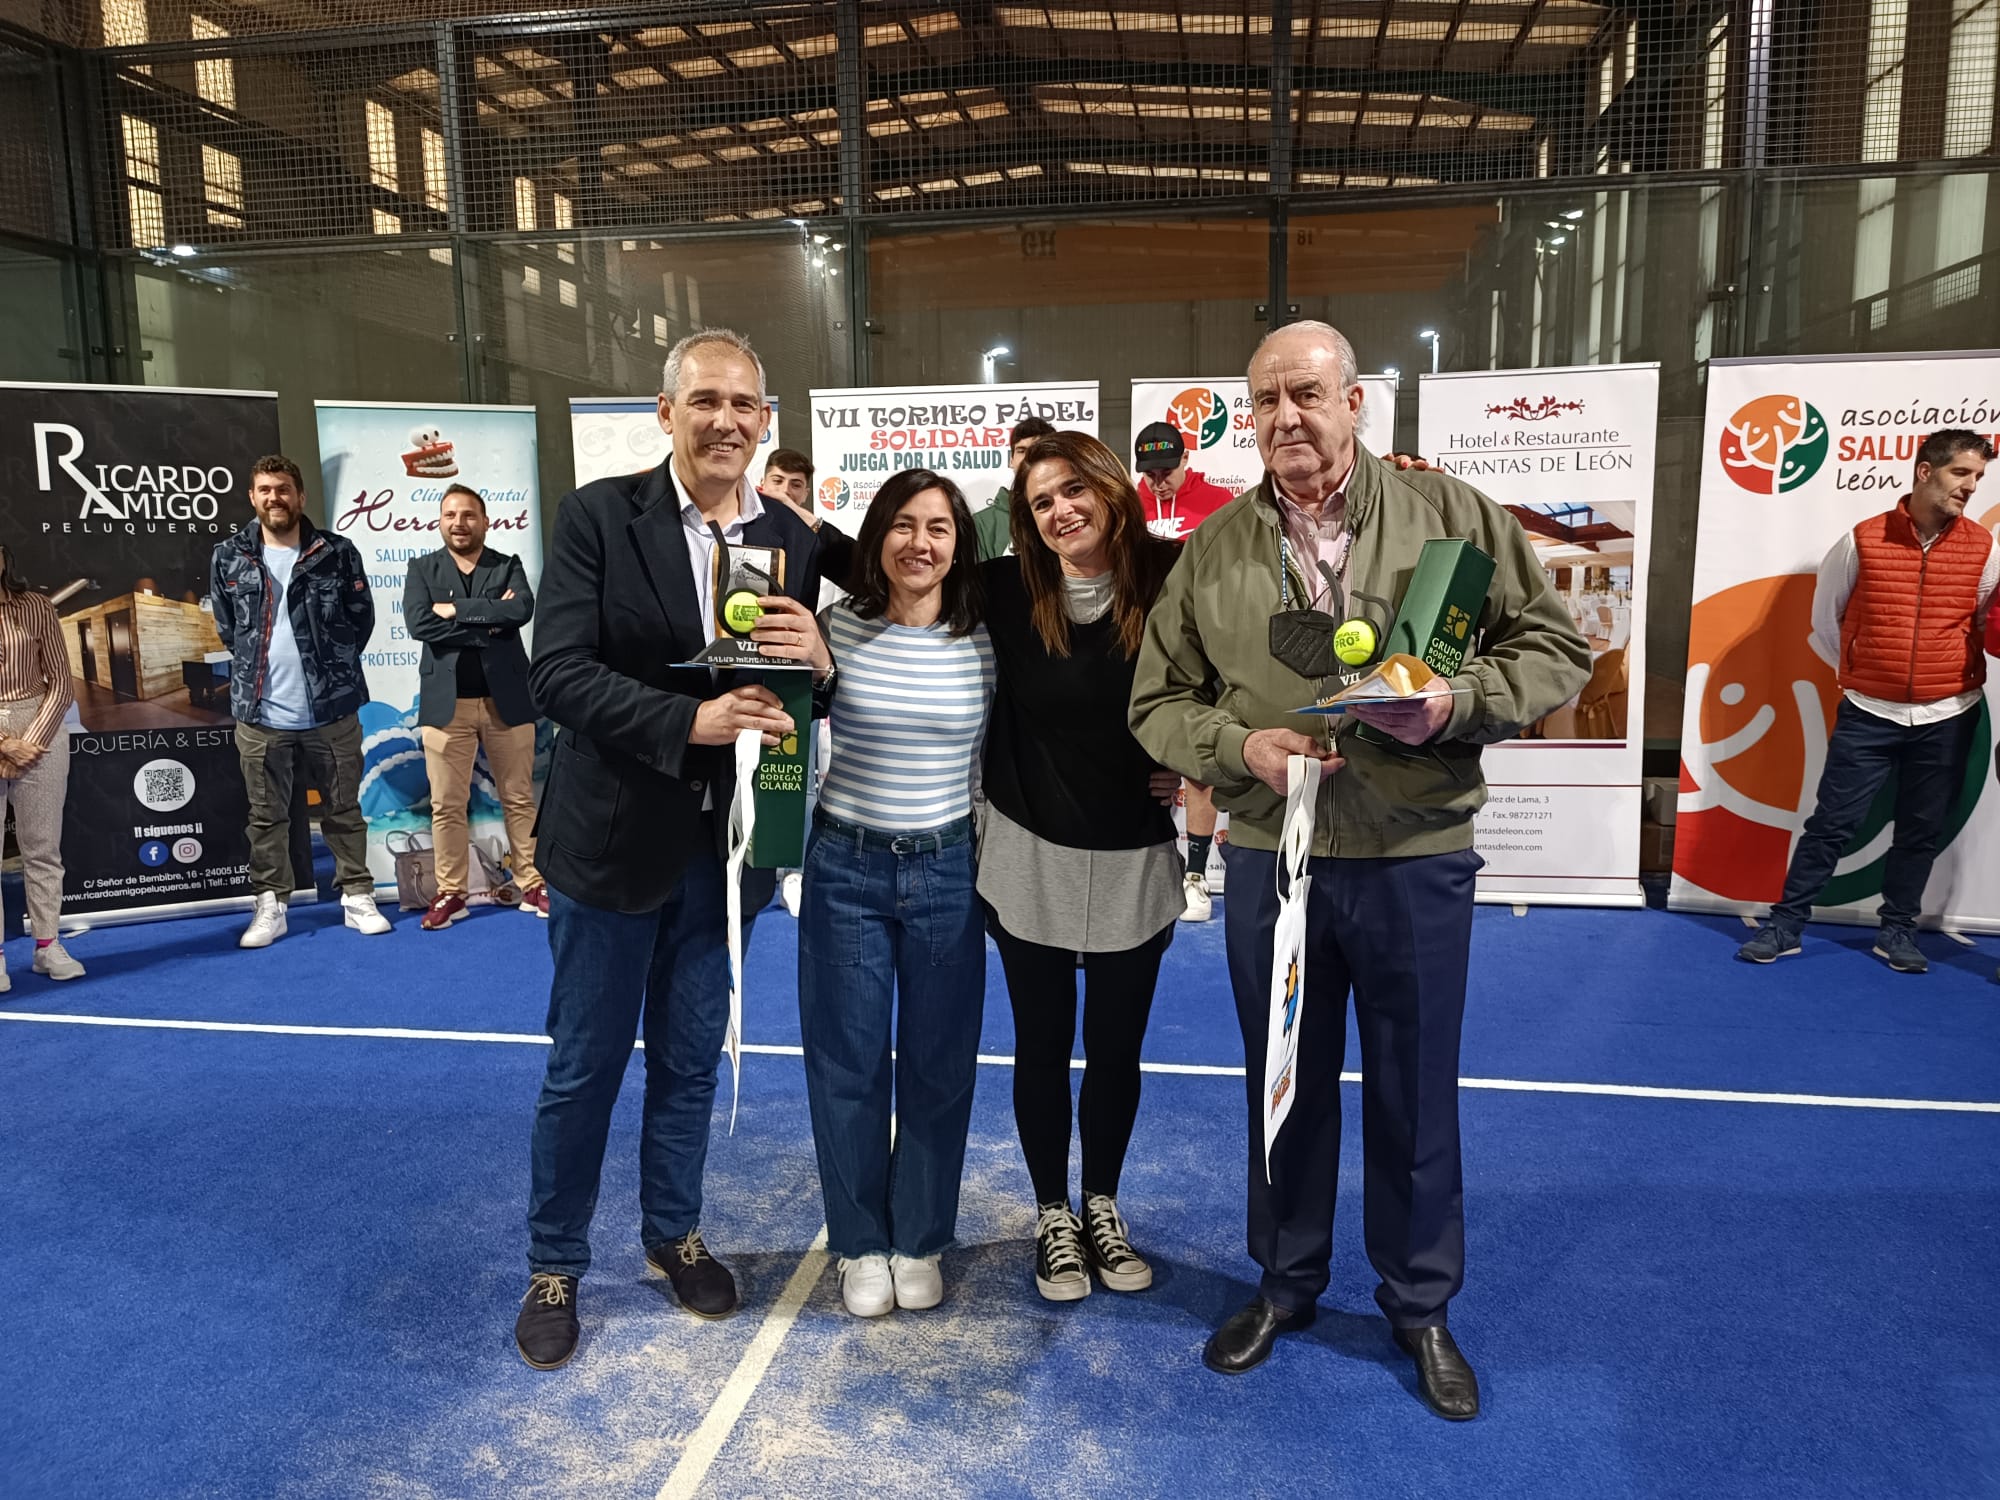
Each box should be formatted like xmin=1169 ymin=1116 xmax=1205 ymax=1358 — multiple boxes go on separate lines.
xmin=0 ymin=698 xmax=70 ymax=939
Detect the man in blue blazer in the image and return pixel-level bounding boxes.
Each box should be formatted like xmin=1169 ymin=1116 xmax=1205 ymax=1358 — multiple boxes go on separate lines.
xmin=515 ymin=329 xmax=835 ymax=1370
xmin=403 ymin=483 xmax=543 ymax=929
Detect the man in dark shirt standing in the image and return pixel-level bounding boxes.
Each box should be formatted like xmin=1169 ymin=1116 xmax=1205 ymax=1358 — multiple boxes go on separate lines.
xmin=403 ymin=483 xmax=544 ymax=929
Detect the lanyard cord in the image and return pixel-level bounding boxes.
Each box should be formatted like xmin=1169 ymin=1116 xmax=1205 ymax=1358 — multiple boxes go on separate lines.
xmin=1278 ymin=526 xmax=1354 ymax=614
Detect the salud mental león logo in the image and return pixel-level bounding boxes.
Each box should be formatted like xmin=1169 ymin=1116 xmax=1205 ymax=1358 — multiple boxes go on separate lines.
xmin=1675 ymin=575 xmax=1988 ymax=905
xmin=817 ymin=476 xmax=850 ymax=514
xmin=1718 ymin=394 xmax=1830 ymax=493
xmin=1166 ymin=387 xmax=1229 ymax=452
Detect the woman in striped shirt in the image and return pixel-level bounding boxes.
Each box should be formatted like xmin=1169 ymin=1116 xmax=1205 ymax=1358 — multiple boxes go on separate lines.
xmin=799 ymin=468 xmax=995 ymax=1320
xmin=0 ymin=543 xmax=85 ymax=990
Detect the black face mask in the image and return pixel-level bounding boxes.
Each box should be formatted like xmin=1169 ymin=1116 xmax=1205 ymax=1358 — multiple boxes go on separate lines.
xmin=1269 ymin=608 xmax=1341 ymax=680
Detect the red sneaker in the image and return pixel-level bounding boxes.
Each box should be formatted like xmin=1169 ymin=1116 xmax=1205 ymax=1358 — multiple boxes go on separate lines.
xmin=421 ymin=891 xmax=469 ymax=930
xmin=518 ymin=884 xmax=550 ymax=919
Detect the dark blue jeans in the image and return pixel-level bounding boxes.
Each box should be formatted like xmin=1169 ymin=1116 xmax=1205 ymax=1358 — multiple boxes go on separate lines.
xmin=797 ymin=817 xmax=985 ymax=1259
xmin=526 ymin=844 xmax=751 ymax=1277
xmin=1222 ymin=842 xmax=1480 ymax=1328
xmin=1772 ymin=698 xmax=1981 ymax=932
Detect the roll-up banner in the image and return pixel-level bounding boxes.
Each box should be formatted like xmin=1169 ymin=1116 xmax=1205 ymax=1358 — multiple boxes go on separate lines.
xmin=1672 ymin=352 xmax=2000 ymax=933
xmin=313 ymin=401 xmax=544 ymax=892
xmin=568 ymin=396 xmax=782 ymax=488
xmin=1127 ymin=373 xmax=1399 ymax=514
xmin=0 ymin=381 xmax=282 ymax=926
xmin=807 ymin=381 xmax=1100 ymax=521
xmin=1418 ymin=363 xmax=1660 ymax=907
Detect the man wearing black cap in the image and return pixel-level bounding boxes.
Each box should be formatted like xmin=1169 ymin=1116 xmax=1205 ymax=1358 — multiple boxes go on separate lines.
xmin=1134 ymin=421 xmax=1236 ymax=542
xmin=1134 ymin=421 xmax=1237 ymax=920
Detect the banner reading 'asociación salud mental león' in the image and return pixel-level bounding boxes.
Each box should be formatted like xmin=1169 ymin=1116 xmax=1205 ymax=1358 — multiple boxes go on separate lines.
xmin=1672 ymin=352 xmax=2000 ymax=933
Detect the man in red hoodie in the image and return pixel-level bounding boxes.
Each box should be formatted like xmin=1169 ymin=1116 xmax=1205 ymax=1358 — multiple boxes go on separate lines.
xmin=1739 ymin=429 xmax=1997 ymax=974
xmin=1134 ymin=421 xmax=1236 ymax=542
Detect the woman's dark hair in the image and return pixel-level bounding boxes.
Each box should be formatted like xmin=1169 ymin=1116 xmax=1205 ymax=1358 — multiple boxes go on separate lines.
xmin=1010 ymin=431 xmax=1166 ymax=659
xmin=0 ymin=543 xmax=25 ymax=597
xmin=845 ymin=468 xmax=985 ymax=637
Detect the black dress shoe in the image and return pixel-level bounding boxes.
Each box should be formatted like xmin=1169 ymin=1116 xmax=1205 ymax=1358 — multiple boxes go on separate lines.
xmin=1393 ymin=1325 xmax=1480 ymax=1420
xmin=647 ymin=1229 xmax=739 ymax=1319
xmin=515 ymin=1273 xmax=579 ymax=1370
xmin=1203 ymin=1297 xmax=1316 ymax=1374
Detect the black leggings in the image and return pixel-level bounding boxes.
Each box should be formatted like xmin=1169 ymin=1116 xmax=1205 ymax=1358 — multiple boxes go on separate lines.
xmin=991 ymin=917 xmax=1171 ymax=1205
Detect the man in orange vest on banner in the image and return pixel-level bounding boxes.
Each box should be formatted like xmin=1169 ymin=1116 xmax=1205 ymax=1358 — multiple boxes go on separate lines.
xmin=1739 ymin=429 xmax=1998 ymax=974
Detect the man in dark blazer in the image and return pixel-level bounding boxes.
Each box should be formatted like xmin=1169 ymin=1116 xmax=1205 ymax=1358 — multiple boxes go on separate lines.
xmin=403 ymin=483 xmax=543 ymax=929
xmin=514 ymin=329 xmax=835 ymax=1371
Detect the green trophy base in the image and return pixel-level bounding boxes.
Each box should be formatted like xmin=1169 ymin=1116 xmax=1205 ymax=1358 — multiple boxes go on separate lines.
xmin=1357 ymin=537 xmax=1496 ymax=749
xmin=738 ymin=665 xmax=813 ymax=869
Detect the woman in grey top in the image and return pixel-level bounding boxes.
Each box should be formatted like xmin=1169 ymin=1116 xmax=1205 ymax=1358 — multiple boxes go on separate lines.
xmin=976 ymin=430 xmax=1187 ymax=1303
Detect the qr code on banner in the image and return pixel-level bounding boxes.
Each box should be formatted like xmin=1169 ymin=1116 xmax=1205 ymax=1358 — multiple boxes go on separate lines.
xmin=133 ymin=757 xmax=195 ymax=812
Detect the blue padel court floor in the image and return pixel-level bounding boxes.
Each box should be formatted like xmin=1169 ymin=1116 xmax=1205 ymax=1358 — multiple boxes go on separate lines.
xmin=2 ymin=889 xmax=1997 ymax=1499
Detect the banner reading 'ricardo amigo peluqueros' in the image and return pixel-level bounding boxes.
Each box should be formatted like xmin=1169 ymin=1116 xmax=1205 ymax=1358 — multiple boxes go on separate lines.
xmin=313 ymin=402 xmax=543 ymax=894
xmin=0 ymin=382 xmax=281 ymax=923
xmin=1673 ymin=352 xmax=2000 ymax=932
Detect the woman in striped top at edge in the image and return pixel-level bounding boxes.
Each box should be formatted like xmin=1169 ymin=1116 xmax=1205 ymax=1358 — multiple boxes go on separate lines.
xmin=0 ymin=542 xmax=86 ymax=990
xmin=799 ymin=467 xmax=996 ymax=1319
xmin=978 ymin=432 xmax=1183 ymax=1303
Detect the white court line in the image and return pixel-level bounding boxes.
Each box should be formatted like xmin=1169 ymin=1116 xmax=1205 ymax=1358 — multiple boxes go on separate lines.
xmin=2 ymin=1010 xmax=1998 ymax=1114
xmin=655 ymin=1225 xmax=830 ymax=1500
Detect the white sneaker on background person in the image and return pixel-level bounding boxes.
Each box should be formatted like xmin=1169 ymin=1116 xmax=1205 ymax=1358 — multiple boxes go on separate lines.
xmin=239 ymin=892 xmax=287 ymax=949
xmin=1180 ymin=870 xmax=1213 ymax=923
xmin=343 ymin=893 xmax=392 ymax=935
xmin=32 ymin=940 xmax=85 ymax=981
xmin=839 ymin=1254 xmax=895 ymax=1317
xmin=890 ymin=1253 xmax=944 ymax=1311
xmin=781 ymin=870 xmax=802 ymax=918
xmin=0 ymin=955 xmax=10 ymax=993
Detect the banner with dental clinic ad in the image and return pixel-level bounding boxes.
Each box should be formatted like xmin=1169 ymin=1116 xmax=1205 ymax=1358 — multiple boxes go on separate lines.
xmin=1127 ymin=373 xmax=1398 ymax=532
xmin=1673 ymin=351 xmax=2000 ymax=933
xmin=807 ymin=382 xmax=1100 ymax=520
xmin=0 ymin=382 xmax=280 ymax=923
xmin=568 ymin=396 xmax=781 ymax=488
xmin=314 ymin=401 xmax=543 ymax=894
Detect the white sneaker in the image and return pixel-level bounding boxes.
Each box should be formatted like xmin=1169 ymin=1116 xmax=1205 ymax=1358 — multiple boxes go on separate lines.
xmin=781 ymin=871 xmax=802 ymax=919
xmin=838 ymin=1254 xmax=894 ymax=1318
xmin=32 ymin=939 xmax=84 ymax=981
xmin=0 ymin=958 xmax=10 ymax=993
xmin=342 ymin=893 xmax=392 ymax=935
xmin=239 ymin=892 xmax=288 ymax=949
xmin=1180 ymin=870 xmax=1213 ymax=923
xmin=889 ymin=1253 xmax=943 ymax=1311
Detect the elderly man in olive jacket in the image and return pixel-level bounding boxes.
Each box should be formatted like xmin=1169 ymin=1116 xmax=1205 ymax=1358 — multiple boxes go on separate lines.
xmin=1130 ymin=321 xmax=1589 ymax=1418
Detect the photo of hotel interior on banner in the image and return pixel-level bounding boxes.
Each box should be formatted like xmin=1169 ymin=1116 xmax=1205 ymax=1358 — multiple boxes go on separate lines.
xmin=1419 ymin=364 xmax=1660 ymax=907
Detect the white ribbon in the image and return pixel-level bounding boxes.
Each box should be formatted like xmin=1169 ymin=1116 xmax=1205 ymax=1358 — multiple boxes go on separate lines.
xmin=1261 ymin=753 xmax=1322 ymax=1183
xmin=722 ymin=728 xmax=760 ymax=1133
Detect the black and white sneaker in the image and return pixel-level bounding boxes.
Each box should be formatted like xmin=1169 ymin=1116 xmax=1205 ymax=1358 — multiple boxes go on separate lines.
xmin=1082 ymin=1192 xmax=1154 ymax=1292
xmin=1033 ymin=1201 xmax=1091 ymax=1302
xmin=515 ymin=1272 xmax=579 ymax=1369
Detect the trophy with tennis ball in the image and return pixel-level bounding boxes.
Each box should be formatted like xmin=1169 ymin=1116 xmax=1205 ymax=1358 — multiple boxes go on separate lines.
xmin=688 ymin=542 xmax=811 ymax=866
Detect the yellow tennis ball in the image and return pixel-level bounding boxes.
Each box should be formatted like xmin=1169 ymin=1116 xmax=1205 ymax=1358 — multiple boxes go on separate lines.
xmin=722 ymin=590 xmax=763 ymax=635
xmin=1332 ymin=619 xmax=1377 ymax=665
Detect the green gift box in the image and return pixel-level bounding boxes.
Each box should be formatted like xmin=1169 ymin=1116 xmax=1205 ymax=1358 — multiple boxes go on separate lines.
xmin=740 ymin=666 xmax=813 ymax=869
xmin=1356 ymin=537 xmax=1495 ymax=747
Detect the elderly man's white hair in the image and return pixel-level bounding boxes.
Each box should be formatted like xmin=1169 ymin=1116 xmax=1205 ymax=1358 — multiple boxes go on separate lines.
xmin=661 ymin=327 xmax=767 ymax=404
xmin=1249 ymin=320 xmax=1359 ymax=393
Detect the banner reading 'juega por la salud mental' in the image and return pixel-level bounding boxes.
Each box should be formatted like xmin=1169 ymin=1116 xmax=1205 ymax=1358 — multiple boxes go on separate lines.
xmin=1672 ymin=352 xmax=2000 ymax=932
xmin=808 ymin=381 xmax=1100 ymax=519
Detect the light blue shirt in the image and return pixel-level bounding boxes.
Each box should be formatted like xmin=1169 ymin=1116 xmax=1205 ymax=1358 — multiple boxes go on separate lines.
xmin=257 ymin=542 xmax=316 ymax=730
